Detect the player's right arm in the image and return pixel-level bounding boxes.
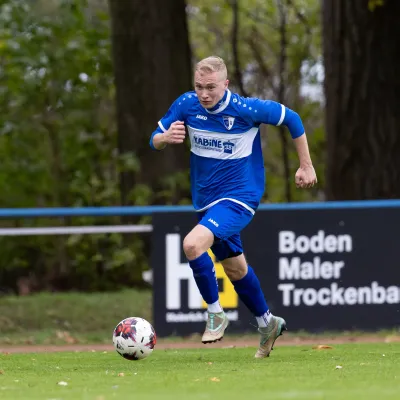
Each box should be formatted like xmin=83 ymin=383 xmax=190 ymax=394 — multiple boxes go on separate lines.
xmin=150 ymin=95 xmax=188 ymax=151
xmin=152 ymin=121 xmax=186 ymax=150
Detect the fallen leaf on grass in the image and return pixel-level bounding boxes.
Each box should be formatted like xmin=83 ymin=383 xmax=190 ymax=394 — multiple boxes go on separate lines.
xmin=0 ymin=370 xmax=4 ymax=375
xmin=210 ymin=377 xmax=220 ymax=382
xmin=335 ymin=365 xmax=343 ymax=369
xmin=312 ymin=345 xmax=333 ymax=350
xmin=206 ymin=362 xmax=213 ymax=365
xmin=55 ymin=330 xmax=79 ymax=344
xmin=57 ymin=381 xmax=68 ymax=386
xmin=118 ymin=373 xmax=125 ymax=377
xmin=384 ymin=335 xmax=400 ymax=343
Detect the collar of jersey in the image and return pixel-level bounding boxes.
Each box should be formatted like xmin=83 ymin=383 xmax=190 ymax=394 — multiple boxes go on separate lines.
xmin=203 ymin=89 xmax=231 ymax=114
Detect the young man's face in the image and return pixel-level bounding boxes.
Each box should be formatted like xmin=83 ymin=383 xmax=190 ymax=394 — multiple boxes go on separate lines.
xmin=194 ymin=71 xmax=228 ymax=109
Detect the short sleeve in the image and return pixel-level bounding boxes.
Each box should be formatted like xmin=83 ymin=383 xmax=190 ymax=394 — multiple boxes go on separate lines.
xmin=239 ymin=97 xmax=304 ymax=138
xmin=157 ymin=95 xmax=188 ymax=132
xmin=241 ymin=98 xmax=286 ymax=126
xmin=150 ymin=93 xmax=192 ymax=150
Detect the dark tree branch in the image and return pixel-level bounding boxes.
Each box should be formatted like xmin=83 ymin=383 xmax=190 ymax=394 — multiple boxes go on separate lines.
xmin=276 ymin=0 xmax=292 ymax=202
xmin=229 ymin=0 xmax=249 ymax=97
xmin=285 ymin=0 xmax=311 ymax=35
xmin=246 ymin=33 xmax=277 ymax=95
xmin=241 ymin=9 xmax=278 ymax=29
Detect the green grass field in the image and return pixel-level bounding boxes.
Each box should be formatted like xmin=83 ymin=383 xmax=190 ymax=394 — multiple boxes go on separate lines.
xmin=0 ymin=343 xmax=399 ymax=400
xmin=1 ymin=290 xmax=398 ymax=346
xmin=0 ymin=290 xmax=151 ymax=344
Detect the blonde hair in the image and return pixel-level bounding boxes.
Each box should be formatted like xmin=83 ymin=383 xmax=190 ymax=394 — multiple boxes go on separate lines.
xmin=195 ymin=56 xmax=227 ymax=80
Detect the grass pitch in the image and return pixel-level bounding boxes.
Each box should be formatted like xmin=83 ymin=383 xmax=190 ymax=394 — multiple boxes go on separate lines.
xmin=0 ymin=343 xmax=399 ymax=400
xmin=0 ymin=289 xmax=151 ymax=345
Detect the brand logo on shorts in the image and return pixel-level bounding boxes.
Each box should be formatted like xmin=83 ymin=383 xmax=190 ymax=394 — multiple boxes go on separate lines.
xmin=208 ymin=218 xmax=219 ymax=227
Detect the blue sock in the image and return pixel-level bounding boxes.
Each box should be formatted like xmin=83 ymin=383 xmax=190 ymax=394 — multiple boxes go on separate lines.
xmin=188 ymin=252 xmax=219 ymax=304
xmin=232 ymin=265 xmax=269 ymax=316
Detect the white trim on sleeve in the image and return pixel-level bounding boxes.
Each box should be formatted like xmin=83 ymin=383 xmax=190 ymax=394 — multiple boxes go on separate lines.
xmin=276 ymin=104 xmax=286 ymax=126
xmin=158 ymin=120 xmax=167 ymax=132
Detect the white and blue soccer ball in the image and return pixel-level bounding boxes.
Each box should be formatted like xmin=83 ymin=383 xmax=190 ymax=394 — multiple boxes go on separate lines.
xmin=112 ymin=317 xmax=156 ymax=360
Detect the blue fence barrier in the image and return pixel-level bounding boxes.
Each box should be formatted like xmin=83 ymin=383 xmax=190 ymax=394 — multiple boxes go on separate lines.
xmin=0 ymin=199 xmax=399 ymax=218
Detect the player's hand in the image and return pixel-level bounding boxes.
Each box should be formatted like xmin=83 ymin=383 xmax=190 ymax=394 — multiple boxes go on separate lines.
xmin=164 ymin=121 xmax=186 ymax=144
xmin=295 ymin=165 xmax=317 ymax=189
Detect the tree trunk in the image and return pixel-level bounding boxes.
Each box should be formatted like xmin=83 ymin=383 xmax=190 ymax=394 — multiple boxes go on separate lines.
xmin=230 ymin=0 xmax=249 ymax=97
xmin=108 ymin=0 xmax=192 ymax=286
xmin=323 ymin=0 xmax=400 ymax=200
xmin=276 ymin=0 xmax=291 ymax=203
xmin=108 ymin=0 xmax=192 ymax=206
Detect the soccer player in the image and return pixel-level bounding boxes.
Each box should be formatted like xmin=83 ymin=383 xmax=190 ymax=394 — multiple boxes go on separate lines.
xmin=150 ymin=56 xmax=317 ymax=358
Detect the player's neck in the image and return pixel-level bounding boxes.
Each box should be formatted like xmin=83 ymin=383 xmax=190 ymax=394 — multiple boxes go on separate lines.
xmin=205 ymin=90 xmax=227 ymax=112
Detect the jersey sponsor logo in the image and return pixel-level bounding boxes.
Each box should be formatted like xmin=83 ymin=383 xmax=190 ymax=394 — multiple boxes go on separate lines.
xmin=193 ymin=135 xmax=236 ymax=154
xmin=196 ymin=114 xmax=208 ymax=120
xmin=193 ymin=135 xmax=222 ymax=150
xmin=223 ymin=140 xmax=235 ymax=154
xmin=222 ymin=115 xmax=235 ymax=130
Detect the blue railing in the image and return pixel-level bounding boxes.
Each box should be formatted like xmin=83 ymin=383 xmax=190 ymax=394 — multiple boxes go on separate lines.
xmin=0 ymin=199 xmax=399 ymax=218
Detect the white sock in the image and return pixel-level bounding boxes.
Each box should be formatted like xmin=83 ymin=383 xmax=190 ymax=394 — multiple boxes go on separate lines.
xmin=207 ymin=300 xmax=223 ymax=313
xmin=256 ymin=311 xmax=272 ymax=328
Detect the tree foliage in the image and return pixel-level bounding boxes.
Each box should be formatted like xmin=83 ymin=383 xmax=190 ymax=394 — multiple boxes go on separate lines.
xmin=0 ymin=0 xmax=147 ymax=293
xmin=0 ymin=0 xmax=324 ymax=293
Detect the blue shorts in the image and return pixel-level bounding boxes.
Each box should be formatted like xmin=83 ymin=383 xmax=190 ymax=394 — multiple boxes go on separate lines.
xmin=197 ymin=200 xmax=254 ymax=261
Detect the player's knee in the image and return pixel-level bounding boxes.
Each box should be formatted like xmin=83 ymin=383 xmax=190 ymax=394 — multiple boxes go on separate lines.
xmin=183 ymin=235 xmax=200 ymax=260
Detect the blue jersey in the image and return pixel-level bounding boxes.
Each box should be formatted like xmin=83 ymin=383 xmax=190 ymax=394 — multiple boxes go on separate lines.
xmin=150 ymin=89 xmax=305 ymax=213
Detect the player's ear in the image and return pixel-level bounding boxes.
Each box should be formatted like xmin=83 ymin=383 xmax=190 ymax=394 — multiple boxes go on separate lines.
xmin=224 ymin=79 xmax=229 ymax=89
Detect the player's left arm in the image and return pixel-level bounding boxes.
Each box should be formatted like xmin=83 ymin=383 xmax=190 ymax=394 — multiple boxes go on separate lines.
xmin=245 ymin=98 xmax=317 ymax=189
xmin=292 ymin=133 xmax=317 ymax=189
